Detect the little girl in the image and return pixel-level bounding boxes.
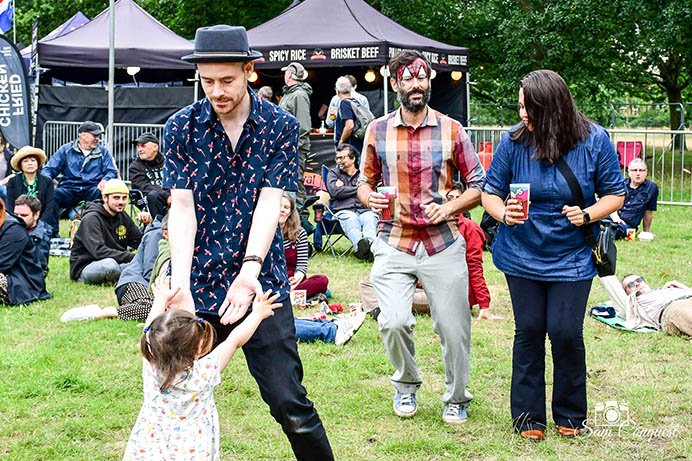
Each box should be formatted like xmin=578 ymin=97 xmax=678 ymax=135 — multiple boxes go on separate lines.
xmin=123 ymin=274 xmax=280 ymax=460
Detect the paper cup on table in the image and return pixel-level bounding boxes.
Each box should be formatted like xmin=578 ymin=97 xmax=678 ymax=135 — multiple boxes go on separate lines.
xmin=509 ymin=183 xmax=530 ymax=219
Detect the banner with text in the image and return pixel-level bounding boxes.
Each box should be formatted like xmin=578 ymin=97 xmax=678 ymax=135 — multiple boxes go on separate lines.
xmin=253 ymin=44 xmax=468 ymax=71
xmin=0 ymin=34 xmax=30 ymax=149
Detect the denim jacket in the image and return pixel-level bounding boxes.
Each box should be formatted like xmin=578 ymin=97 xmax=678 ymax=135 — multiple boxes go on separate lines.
xmin=483 ymin=124 xmax=625 ymax=281
xmin=43 ymin=140 xmax=118 ymax=189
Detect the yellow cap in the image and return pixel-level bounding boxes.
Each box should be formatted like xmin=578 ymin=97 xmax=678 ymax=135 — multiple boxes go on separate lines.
xmin=102 ymin=179 xmax=129 ymax=195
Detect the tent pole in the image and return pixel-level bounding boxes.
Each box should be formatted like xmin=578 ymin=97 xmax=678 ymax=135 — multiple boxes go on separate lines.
xmin=194 ymin=70 xmax=199 ymax=102
xmin=107 ymin=0 xmax=115 ymax=155
xmin=465 ymin=71 xmax=471 ymax=127
xmin=383 ymin=70 xmax=388 ymax=115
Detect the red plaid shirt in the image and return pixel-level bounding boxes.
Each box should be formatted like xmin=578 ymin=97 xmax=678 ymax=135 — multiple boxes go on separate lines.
xmin=359 ymin=107 xmax=485 ymax=255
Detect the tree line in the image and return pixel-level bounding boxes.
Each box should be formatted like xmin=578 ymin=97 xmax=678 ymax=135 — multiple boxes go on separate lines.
xmin=14 ymin=0 xmax=692 ymax=129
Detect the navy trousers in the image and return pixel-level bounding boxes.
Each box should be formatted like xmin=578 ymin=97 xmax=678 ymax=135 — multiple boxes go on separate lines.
xmin=199 ymin=297 xmax=333 ymax=461
xmin=505 ymin=275 xmax=592 ymax=432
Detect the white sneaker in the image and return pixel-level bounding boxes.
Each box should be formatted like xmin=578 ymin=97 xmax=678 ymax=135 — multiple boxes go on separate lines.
xmin=334 ymin=311 xmax=366 ymax=346
xmin=60 ymin=304 xmax=101 ymax=322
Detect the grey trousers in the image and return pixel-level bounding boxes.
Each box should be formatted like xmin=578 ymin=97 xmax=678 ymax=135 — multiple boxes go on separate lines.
xmin=79 ymin=258 xmax=127 ymax=284
xmin=370 ymin=236 xmax=473 ymax=406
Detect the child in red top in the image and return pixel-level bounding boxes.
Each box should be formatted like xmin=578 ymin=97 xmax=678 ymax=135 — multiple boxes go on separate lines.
xmin=447 ymin=186 xmax=503 ymax=320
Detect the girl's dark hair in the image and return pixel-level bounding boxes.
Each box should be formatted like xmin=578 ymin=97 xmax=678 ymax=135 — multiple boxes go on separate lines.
xmin=510 ymin=70 xmax=592 ymax=161
xmin=280 ymin=192 xmax=301 ymax=243
xmin=141 ymin=309 xmax=215 ymax=393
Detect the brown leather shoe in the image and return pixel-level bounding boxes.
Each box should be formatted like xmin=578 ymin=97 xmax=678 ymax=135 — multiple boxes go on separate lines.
xmin=520 ymin=429 xmax=545 ymax=441
xmin=557 ymin=426 xmax=580 ymax=437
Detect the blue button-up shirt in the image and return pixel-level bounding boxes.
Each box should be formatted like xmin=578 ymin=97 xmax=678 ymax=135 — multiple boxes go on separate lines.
xmin=163 ymin=88 xmax=299 ymax=314
xmin=483 ymin=124 xmax=625 ymax=281
xmin=44 ymin=140 xmax=118 ymax=189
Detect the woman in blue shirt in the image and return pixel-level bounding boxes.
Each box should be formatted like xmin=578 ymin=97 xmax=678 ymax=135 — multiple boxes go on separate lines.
xmin=482 ymin=70 xmax=625 ymax=441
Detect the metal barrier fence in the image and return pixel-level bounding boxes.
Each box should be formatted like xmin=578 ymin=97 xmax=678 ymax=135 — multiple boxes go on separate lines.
xmin=41 ymin=121 xmax=692 ymax=204
xmin=42 ymin=121 xmax=165 ymax=183
xmin=466 ymin=127 xmax=692 ymax=206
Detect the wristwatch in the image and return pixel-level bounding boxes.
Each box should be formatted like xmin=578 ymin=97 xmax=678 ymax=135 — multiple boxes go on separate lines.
xmin=582 ymin=210 xmax=591 ymax=225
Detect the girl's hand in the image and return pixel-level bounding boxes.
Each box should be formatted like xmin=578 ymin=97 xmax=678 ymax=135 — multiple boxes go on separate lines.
xmin=251 ymin=289 xmax=282 ymax=320
xmin=503 ymin=199 xmax=527 ymax=226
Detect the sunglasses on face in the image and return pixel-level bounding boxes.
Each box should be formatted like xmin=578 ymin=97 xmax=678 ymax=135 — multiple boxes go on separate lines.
xmin=624 ymin=277 xmax=644 ymax=291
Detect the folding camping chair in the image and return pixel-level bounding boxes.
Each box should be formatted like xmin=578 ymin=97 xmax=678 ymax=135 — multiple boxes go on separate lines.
xmin=616 ymin=141 xmax=643 ymax=169
xmin=312 ymin=165 xmax=352 ymax=257
xmin=128 ymin=189 xmax=149 ymax=230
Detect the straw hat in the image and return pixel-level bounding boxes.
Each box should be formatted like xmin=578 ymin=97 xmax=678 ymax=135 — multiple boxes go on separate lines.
xmin=11 ymin=146 xmax=47 ymax=171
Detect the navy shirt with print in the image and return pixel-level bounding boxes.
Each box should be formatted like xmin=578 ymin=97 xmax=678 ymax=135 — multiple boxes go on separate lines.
xmin=163 ymin=88 xmax=298 ymax=314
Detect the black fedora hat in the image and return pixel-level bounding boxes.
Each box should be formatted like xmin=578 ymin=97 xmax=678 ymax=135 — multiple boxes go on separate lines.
xmin=182 ymin=25 xmax=262 ymax=63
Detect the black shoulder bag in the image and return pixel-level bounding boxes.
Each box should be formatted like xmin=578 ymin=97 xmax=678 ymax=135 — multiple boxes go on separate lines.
xmin=554 ymin=156 xmax=617 ymax=277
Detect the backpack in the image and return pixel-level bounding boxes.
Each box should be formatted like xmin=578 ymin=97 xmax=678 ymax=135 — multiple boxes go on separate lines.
xmin=340 ymin=98 xmax=375 ymax=140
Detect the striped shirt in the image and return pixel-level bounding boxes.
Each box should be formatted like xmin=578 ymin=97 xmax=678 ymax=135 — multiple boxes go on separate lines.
xmin=359 ymin=107 xmax=485 ymax=256
xmin=283 ymin=228 xmax=309 ymax=276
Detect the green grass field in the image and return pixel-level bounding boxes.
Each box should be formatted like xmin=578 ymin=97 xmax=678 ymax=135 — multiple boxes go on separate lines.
xmin=1 ymin=206 xmax=691 ymax=460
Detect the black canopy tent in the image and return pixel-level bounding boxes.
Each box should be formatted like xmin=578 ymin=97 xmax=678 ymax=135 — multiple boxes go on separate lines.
xmin=34 ymin=0 xmax=195 ymax=149
xmin=246 ymin=0 xmax=470 ymax=169
xmin=37 ymin=0 xmax=193 ymax=84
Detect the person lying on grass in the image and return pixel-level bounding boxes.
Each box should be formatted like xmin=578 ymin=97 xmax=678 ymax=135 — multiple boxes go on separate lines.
xmin=599 ymin=273 xmax=692 ymax=337
xmin=122 ymin=273 xmax=280 ymax=461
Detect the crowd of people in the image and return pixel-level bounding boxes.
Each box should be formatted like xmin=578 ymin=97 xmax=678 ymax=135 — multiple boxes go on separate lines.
xmin=1 ymin=22 xmax=688 ymax=460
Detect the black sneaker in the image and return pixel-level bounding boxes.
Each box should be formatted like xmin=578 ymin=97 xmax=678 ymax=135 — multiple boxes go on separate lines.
xmin=354 ymin=238 xmax=370 ymax=260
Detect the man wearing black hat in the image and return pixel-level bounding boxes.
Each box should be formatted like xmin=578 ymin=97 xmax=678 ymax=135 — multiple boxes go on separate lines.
xmin=43 ymin=121 xmax=118 ymax=235
xmin=129 ymin=132 xmax=169 ymax=220
xmin=279 ymin=62 xmax=312 ymax=209
xmin=163 ymin=25 xmax=333 ymax=460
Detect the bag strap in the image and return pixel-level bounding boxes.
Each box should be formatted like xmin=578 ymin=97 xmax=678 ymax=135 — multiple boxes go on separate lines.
xmin=554 ymin=156 xmax=597 ymax=247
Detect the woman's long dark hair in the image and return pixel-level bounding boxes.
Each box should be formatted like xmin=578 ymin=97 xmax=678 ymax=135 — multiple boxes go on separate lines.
xmin=510 ymin=70 xmax=592 ymax=161
xmin=280 ymin=192 xmax=301 ymax=243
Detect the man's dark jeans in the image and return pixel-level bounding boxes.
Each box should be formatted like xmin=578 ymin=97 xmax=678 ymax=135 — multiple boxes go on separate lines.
xmin=198 ymin=297 xmax=334 ymax=461
xmin=145 ymin=189 xmax=169 ymax=221
xmin=51 ymin=185 xmax=101 ymax=235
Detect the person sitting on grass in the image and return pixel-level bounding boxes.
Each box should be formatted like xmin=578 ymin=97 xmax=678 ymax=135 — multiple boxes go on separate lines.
xmin=5 ymin=146 xmax=56 ymax=234
xmin=123 ymin=274 xmax=281 ymax=460
xmin=69 ymin=179 xmax=142 ymax=284
xmin=599 ymin=273 xmax=692 ymax=337
xmin=0 ymin=198 xmax=51 ymax=305
xmin=279 ymin=192 xmax=329 ymax=299
xmin=279 ymin=192 xmax=365 ymax=345
xmin=13 ymin=195 xmax=52 ymax=274
xmin=60 ymin=214 xmax=170 ymax=322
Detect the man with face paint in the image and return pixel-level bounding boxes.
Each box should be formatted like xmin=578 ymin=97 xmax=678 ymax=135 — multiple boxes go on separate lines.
xmin=357 ymin=50 xmax=485 ymax=423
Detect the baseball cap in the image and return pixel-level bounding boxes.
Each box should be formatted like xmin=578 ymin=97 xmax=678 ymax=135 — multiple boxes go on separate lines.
xmin=132 ymin=132 xmax=159 ymax=145
xmin=281 ymin=62 xmax=306 ymax=81
xmin=78 ymin=121 xmax=103 ymax=136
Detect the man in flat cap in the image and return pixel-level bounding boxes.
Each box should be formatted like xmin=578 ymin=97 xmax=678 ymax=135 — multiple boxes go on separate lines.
xmin=280 ymin=62 xmax=312 ymax=211
xmin=43 ymin=121 xmax=118 ymax=236
xmin=163 ymin=25 xmax=333 ymax=460
xmin=129 ymin=132 xmax=169 ymax=220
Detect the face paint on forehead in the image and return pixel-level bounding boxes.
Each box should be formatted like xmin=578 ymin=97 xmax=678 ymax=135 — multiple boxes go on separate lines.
xmin=397 ymin=58 xmax=429 ymax=81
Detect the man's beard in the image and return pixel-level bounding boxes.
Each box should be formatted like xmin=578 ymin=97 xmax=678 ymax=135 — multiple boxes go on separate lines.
xmin=398 ymin=86 xmax=431 ymax=113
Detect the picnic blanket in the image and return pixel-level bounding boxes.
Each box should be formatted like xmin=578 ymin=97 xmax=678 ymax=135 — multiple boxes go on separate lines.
xmin=589 ymin=302 xmax=659 ymax=333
